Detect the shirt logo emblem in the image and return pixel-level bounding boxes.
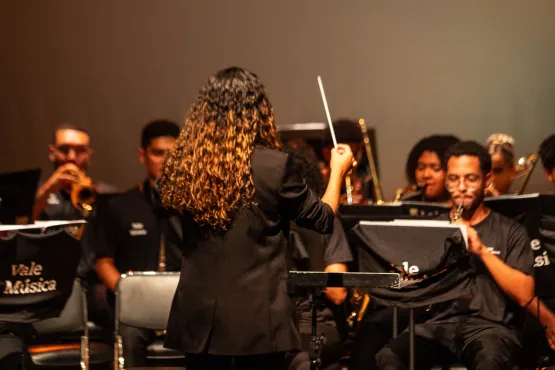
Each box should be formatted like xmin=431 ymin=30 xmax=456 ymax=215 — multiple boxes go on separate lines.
xmin=46 ymin=193 xmax=60 ymax=205
xmin=129 ymin=222 xmax=147 ymax=236
xmin=487 ymin=247 xmax=501 ymax=255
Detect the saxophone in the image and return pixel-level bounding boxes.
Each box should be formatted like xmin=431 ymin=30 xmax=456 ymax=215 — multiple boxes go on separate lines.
xmin=346 ymin=288 xmax=371 ymax=327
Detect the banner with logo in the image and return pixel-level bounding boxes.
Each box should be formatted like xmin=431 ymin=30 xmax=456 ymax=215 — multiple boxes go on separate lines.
xmin=354 ymin=221 xmax=472 ymax=308
xmin=0 ymin=225 xmax=83 ymax=323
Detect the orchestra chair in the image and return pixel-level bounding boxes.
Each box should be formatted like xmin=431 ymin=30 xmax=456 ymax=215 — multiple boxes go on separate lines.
xmin=114 ymin=272 xmax=184 ymax=370
xmin=29 ymin=279 xmax=112 ymax=369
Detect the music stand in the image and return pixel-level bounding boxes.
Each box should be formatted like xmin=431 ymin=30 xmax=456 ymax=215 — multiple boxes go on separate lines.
xmin=0 ymin=168 xmax=41 ymax=225
xmin=288 ymin=271 xmax=400 ymax=370
xmin=353 ymin=220 xmax=470 ymax=370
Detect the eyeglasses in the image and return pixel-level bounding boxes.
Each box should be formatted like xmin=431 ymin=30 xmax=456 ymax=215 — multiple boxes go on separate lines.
xmin=445 ymin=174 xmax=482 ymax=191
xmin=55 ymin=144 xmax=90 ymax=157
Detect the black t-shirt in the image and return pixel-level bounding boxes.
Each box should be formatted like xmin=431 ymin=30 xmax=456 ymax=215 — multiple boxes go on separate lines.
xmin=292 ymin=217 xmax=353 ymax=325
xmin=434 ymin=211 xmax=533 ymax=329
xmin=95 ymin=181 xmax=182 ymax=273
xmin=39 ymin=191 xmax=83 ymax=221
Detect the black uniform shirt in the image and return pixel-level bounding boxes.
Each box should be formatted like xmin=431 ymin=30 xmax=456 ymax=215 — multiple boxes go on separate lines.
xmin=434 ymin=211 xmax=533 ymax=329
xmin=96 ymin=180 xmax=182 ymax=273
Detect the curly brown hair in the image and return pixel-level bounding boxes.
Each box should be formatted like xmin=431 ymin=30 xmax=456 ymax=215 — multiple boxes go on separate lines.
xmin=158 ymin=67 xmax=282 ymax=231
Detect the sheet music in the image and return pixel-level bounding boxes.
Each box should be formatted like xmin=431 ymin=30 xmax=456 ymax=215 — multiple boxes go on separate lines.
xmin=0 ymin=220 xmax=86 ymax=232
xmin=359 ymin=219 xmax=468 ymax=249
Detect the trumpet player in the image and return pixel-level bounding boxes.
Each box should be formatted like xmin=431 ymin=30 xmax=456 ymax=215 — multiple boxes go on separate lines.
xmin=32 ymin=123 xmax=116 ymax=221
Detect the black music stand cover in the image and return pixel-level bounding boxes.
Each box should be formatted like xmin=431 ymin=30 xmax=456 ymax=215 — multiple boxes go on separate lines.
xmin=354 ymin=221 xmax=472 ymax=308
xmin=0 ymin=168 xmax=41 ymax=224
xmin=485 ymin=194 xmax=555 ymax=298
xmin=0 ymin=223 xmax=83 ymax=323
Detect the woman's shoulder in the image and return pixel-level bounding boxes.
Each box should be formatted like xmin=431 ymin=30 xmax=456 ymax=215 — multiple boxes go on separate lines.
xmin=252 ymin=147 xmax=288 ymax=168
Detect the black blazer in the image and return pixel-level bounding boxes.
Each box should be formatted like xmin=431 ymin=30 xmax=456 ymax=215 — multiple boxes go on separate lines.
xmin=163 ymin=147 xmax=334 ymax=355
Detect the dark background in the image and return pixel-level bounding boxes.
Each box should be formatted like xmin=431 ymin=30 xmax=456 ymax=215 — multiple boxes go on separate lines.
xmin=1 ymin=0 xmax=554 ymax=198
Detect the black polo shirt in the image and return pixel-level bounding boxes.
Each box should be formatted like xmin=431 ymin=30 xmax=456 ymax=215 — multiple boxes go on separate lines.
xmin=95 ymin=181 xmax=182 ymax=273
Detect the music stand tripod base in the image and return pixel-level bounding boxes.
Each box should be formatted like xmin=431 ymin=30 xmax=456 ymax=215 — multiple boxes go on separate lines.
xmin=288 ymin=272 xmax=401 ymax=370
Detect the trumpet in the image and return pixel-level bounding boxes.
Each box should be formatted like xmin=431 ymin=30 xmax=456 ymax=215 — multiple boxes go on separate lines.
xmin=514 ymin=153 xmax=538 ymax=195
xmin=70 ymin=173 xmax=97 ymax=213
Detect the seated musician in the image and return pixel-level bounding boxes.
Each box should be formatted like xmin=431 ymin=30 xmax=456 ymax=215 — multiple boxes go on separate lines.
xmin=350 ymin=135 xmax=459 ymax=370
xmin=320 ymin=118 xmax=372 ymax=205
xmin=485 ymin=133 xmax=517 ymax=196
xmin=376 ymin=141 xmax=546 ymax=370
xmin=95 ymin=120 xmax=183 ymax=368
xmin=398 ymin=135 xmax=460 ymax=202
xmin=285 ymin=147 xmax=353 ymax=370
xmin=33 ymin=123 xmax=118 ymax=330
xmin=539 ymin=134 xmax=555 ymax=188
xmin=519 ymin=133 xmax=555 ymax=369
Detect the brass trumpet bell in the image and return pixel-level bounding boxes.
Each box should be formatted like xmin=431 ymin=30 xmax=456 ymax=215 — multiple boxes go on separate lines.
xmin=70 ymin=175 xmax=97 ymax=213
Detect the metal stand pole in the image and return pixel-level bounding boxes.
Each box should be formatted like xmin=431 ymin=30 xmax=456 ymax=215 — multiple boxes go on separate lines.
xmin=392 ymin=307 xmax=399 ymax=337
xmin=309 ymin=290 xmax=325 ymax=370
xmin=409 ymin=308 xmax=415 ymax=370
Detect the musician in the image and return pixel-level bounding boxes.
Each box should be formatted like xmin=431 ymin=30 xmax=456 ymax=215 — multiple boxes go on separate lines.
xmin=539 ymin=134 xmax=555 ymax=187
xmin=156 ymin=67 xmax=355 ymax=370
xmin=320 ymin=118 xmax=371 ymax=204
xmin=485 ymin=133 xmax=516 ymax=196
xmin=33 ymin=123 xmax=116 ymax=221
xmin=32 ymin=123 xmax=117 ymax=330
xmin=95 ymin=120 xmax=183 ymax=368
xmin=399 ymin=135 xmax=460 ymax=203
xmin=518 ymin=133 xmax=555 ymax=369
xmin=376 ymin=141 xmax=539 ymax=370
xmin=286 ymin=147 xmax=353 ymax=370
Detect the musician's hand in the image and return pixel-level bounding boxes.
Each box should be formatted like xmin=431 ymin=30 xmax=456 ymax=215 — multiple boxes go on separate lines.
xmin=330 ymin=144 xmax=356 ymax=177
xmin=466 ymin=226 xmax=486 ymax=256
xmin=41 ymin=163 xmax=83 ymax=196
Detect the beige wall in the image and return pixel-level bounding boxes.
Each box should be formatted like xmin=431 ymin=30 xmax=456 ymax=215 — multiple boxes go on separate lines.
xmin=1 ymin=0 xmax=554 ymax=197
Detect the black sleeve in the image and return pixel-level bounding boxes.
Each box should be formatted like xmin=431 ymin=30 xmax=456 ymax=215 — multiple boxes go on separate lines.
xmin=323 ymin=217 xmax=353 ymax=266
xmin=505 ymin=221 xmax=534 ymax=277
xmin=94 ymin=200 xmax=119 ymax=260
xmin=278 ymin=154 xmax=334 ymax=234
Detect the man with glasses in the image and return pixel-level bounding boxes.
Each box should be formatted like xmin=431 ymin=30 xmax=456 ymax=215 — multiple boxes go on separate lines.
xmin=376 ymin=141 xmax=538 ymax=370
xmin=33 ymin=123 xmax=116 ymax=221
xmin=31 ymin=123 xmax=117 ymax=330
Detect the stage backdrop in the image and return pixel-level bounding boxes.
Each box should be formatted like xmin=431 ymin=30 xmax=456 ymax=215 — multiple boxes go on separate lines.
xmin=0 ymin=0 xmax=554 ymax=198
